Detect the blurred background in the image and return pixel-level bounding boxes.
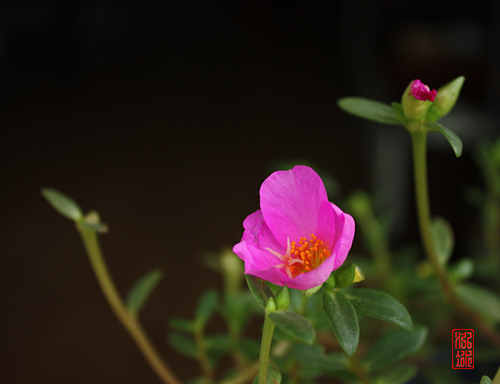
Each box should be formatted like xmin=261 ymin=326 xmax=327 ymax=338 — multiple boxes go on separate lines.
xmin=1 ymin=1 xmax=499 ymax=383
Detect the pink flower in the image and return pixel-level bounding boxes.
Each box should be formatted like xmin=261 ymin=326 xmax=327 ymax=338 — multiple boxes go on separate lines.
xmin=410 ymin=79 xmax=437 ymax=102
xmin=233 ymin=165 xmax=355 ymax=290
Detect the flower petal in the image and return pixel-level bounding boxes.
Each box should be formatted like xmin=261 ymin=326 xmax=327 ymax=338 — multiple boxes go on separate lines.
xmin=411 ymin=79 xmax=437 ymax=102
xmin=283 ymin=252 xmax=337 ymax=289
xmin=233 ymin=241 xmax=290 ymax=285
xmin=330 ymin=204 xmax=355 ymax=270
xmin=260 ymin=165 xmax=328 ymax=247
xmin=315 ymin=201 xmax=340 ymax=251
xmin=240 ymin=209 xmax=284 ymax=256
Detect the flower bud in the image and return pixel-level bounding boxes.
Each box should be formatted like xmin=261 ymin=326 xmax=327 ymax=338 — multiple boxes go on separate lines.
xmin=266 ymin=297 xmax=277 ymax=313
xmin=274 ymin=286 xmax=290 ymax=311
xmin=334 ymin=263 xmax=356 ymax=288
xmin=425 ymin=76 xmax=465 ymax=122
xmin=401 ymin=79 xmax=436 ymax=120
xmin=219 ymin=249 xmax=244 ymax=294
xmin=322 ymin=273 xmax=336 ymax=291
xmin=353 ymin=265 xmax=365 ymax=283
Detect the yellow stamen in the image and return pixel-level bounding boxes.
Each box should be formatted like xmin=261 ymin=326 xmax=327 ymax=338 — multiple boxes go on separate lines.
xmin=267 ymin=233 xmax=330 ymax=278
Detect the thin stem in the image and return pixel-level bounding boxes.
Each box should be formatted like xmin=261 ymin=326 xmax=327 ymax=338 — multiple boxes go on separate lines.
xmin=193 ymin=324 xmax=214 ymax=382
xmin=77 ymin=224 xmax=182 ymax=384
xmin=348 ymin=353 xmax=371 ymax=384
xmin=411 ymin=130 xmax=451 ymax=298
xmin=410 ymin=129 xmax=500 ymax=347
xmin=258 ymin=313 xmax=276 ymax=384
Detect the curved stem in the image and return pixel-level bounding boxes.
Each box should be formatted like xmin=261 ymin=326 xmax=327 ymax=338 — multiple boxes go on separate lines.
xmin=77 ymin=224 xmax=182 ymax=384
xmin=258 ymin=313 xmax=276 ymax=384
xmin=411 ymin=130 xmax=500 ymax=347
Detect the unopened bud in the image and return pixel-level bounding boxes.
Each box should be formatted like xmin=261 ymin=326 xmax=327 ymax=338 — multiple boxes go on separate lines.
xmin=353 ymin=265 xmax=365 ymax=283
xmin=401 ymin=79 xmax=436 ymax=120
xmin=266 ymin=297 xmax=277 ymax=313
xmin=274 ymin=286 xmax=290 ymax=311
xmin=334 ymin=263 xmax=356 ymax=288
xmin=322 ymin=274 xmax=336 ymax=291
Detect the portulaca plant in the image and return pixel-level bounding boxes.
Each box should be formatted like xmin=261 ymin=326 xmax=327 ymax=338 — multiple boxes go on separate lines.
xmin=42 ymin=76 xmax=500 ymax=384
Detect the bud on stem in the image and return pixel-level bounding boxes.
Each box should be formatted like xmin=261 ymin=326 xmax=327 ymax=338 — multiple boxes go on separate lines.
xmin=401 ymin=79 xmax=437 ymax=120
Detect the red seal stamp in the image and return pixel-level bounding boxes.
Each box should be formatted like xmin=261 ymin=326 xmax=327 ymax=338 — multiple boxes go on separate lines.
xmin=452 ymin=329 xmax=474 ymax=369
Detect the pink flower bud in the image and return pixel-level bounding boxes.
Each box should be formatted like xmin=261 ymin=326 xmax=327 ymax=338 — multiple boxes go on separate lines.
xmin=410 ymin=79 xmax=437 ymax=102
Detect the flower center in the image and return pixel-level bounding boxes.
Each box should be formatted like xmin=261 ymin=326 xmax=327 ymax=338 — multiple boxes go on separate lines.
xmin=266 ymin=234 xmax=330 ymax=279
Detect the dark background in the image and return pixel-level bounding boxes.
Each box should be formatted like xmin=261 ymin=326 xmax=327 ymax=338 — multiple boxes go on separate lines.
xmin=1 ymin=1 xmax=499 ymax=383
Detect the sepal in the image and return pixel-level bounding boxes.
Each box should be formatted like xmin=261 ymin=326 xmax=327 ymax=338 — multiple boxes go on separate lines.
xmin=426 ymin=76 xmax=465 ymax=121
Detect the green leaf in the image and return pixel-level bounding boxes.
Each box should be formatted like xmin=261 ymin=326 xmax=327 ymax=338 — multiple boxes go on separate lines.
xmin=290 ymin=344 xmax=349 ymax=372
xmin=373 ymin=364 xmax=417 ymax=384
xmin=391 ymin=102 xmax=407 ymax=125
xmin=337 ymin=97 xmax=401 ymax=125
xmin=126 ymin=269 xmax=163 ymax=316
xmin=41 ymin=188 xmax=83 ymax=221
xmin=448 ymin=258 xmax=474 ymax=283
xmin=362 ymin=326 xmax=427 ymax=372
xmin=424 ymin=121 xmax=463 ymax=157
xmin=455 ymin=284 xmax=500 ymax=322
xmin=480 ymin=376 xmax=492 ymax=384
xmin=431 ymin=216 xmax=454 ymax=267
xmin=322 ymin=290 xmax=359 ymax=357
xmin=205 ymin=334 xmax=233 ymax=353
xmin=252 ymin=363 xmax=281 ymax=384
xmin=169 ymin=317 xmax=194 ymax=333
xmin=268 ymin=311 xmax=316 ymax=345
xmin=334 ymin=263 xmax=356 ymax=288
xmin=195 ymin=289 xmax=218 ymax=325
xmin=167 ymin=332 xmax=198 ymax=358
xmin=343 ymin=288 xmax=413 ymax=331
xmin=246 ymin=274 xmax=274 ymax=308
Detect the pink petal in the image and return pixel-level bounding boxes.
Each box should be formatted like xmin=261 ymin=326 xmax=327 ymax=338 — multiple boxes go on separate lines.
xmin=283 ymin=250 xmax=337 ymax=289
xmin=315 ymin=201 xmax=341 ymax=251
xmin=283 ymin=205 xmax=354 ymax=289
xmin=233 ymin=242 xmax=290 ymax=284
xmin=240 ymin=209 xmax=285 ymax=256
xmin=330 ymin=205 xmax=355 ymax=270
xmin=260 ymin=165 xmax=328 ymax=247
xmin=411 ymin=79 xmax=437 ymax=102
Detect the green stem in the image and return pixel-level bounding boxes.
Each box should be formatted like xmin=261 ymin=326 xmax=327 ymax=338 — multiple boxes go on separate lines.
xmin=411 ymin=130 xmax=451 ymax=298
xmin=77 ymin=224 xmax=182 ymax=384
xmin=410 ymin=129 xmax=500 ymax=347
xmin=348 ymin=353 xmax=371 ymax=384
xmin=194 ymin=325 xmax=214 ymax=382
xmin=258 ymin=313 xmax=276 ymax=384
